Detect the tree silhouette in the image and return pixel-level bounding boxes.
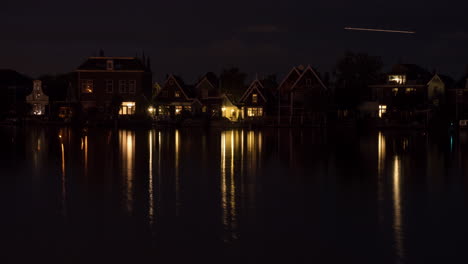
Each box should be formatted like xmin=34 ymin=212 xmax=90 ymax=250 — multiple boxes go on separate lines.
xmin=335 ymin=52 xmax=383 ymax=110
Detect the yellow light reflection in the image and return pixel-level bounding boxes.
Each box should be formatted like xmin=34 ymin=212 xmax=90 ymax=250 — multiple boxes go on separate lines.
xmin=149 ymin=130 xmax=155 ymax=226
xmin=60 ymin=140 xmax=67 ymax=217
xmin=175 ymin=129 xmax=180 ymax=215
xmin=221 ymin=130 xmax=238 ymax=241
xmin=378 ymin=132 xmax=386 ymax=203
xmin=393 ymin=155 xmax=404 ymax=261
xmin=120 ymin=130 xmax=135 ymax=214
xmin=84 ymin=135 xmax=88 ymax=177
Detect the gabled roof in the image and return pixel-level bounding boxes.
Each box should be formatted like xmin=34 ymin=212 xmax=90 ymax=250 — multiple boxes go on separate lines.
xmin=76 ymin=57 xmax=148 ymax=71
xmin=196 ymin=72 xmax=219 ymax=90
xmin=427 ymin=73 xmax=455 ymax=88
xmin=160 ymin=75 xmax=195 ymax=100
xmin=277 ymin=66 xmax=302 ymax=91
xmin=290 ymin=65 xmax=328 ymax=91
xmin=239 ymin=79 xmax=267 ymax=103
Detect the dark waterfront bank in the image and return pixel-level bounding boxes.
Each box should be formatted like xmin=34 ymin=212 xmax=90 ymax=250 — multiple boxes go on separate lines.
xmin=3 ymin=127 xmax=468 ymax=263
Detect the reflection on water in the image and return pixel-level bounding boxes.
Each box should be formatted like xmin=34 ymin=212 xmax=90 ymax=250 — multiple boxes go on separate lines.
xmin=9 ymin=127 xmax=468 ymax=262
xmin=393 ymin=155 xmax=404 ymax=263
xmin=59 ymin=128 xmax=68 ymax=217
xmin=220 ymin=131 xmax=238 ymax=241
xmin=377 ymin=132 xmax=406 ymax=263
xmin=175 ymin=129 xmax=180 ymax=216
xmin=148 ymin=130 xmax=155 ymax=227
xmin=378 ymin=132 xmax=386 ymax=204
xmin=120 ymin=130 xmax=135 ymax=214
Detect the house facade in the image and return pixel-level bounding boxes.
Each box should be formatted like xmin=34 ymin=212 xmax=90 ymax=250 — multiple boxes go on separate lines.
xmin=239 ymin=79 xmax=270 ymax=119
xmin=75 ymin=56 xmax=152 ymax=117
xmin=369 ymin=64 xmax=443 ymax=121
xmin=447 ymin=73 xmax=468 ymax=121
xmin=154 ymin=75 xmax=202 ymax=119
xmin=26 ymin=80 xmax=49 ymax=116
xmin=277 ymin=65 xmax=329 ymax=124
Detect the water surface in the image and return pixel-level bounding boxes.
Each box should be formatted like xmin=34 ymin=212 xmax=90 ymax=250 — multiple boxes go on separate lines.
xmin=2 ymin=126 xmax=468 ymax=263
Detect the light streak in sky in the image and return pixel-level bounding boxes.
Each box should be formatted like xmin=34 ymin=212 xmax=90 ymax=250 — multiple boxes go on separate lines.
xmin=345 ymin=27 xmax=415 ymax=34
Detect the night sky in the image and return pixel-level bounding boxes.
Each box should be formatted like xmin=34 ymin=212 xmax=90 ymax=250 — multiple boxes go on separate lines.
xmin=2 ymin=0 xmax=468 ymax=81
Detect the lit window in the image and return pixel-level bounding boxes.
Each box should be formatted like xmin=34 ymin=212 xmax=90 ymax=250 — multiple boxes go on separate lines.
xmin=81 ymin=80 xmax=94 ymax=93
xmin=388 ymin=75 xmax=406 ymax=85
xmin=392 ymin=88 xmax=399 ymax=96
xmin=175 ymin=106 xmax=183 ymax=115
xmin=175 ymin=91 xmax=181 ymax=98
xmin=247 ymin=107 xmax=263 ymax=117
xmin=129 ymin=80 xmax=136 ymax=94
xmin=106 ymin=60 xmax=114 ymax=71
xmin=33 ymin=104 xmax=44 ymax=115
xmin=119 ymin=80 xmax=127 ymax=93
xmin=379 ymin=105 xmax=387 ymax=118
xmin=119 ymin=102 xmax=135 ymax=115
xmin=105 ymin=80 xmax=114 ymax=93
xmin=405 ymin=88 xmax=416 ymax=93
xmin=184 ymin=106 xmax=192 ymax=112
xmin=252 ymin=94 xmax=258 ymax=103
xmin=158 ymin=106 xmax=170 ymax=116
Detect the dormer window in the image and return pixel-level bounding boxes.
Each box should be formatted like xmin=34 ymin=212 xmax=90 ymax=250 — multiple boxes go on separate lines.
xmin=388 ymin=75 xmax=406 ymax=85
xmin=106 ymin=60 xmax=114 ymax=71
xmin=175 ymin=91 xmax=181 ymax=98
xmin=252 ymin=94 xmax=258 ymax=103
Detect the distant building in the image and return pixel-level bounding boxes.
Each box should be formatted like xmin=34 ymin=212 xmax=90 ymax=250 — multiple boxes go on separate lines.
xmin=369 ymin=64 xmax=449 ymax=121
xmin=154 ymin=75 xmax=202 ymax=119
xmin=447 ymin=70 xmax=468 ymax=121
xmin=195 ymin=72 xmax=223 ymax=117
xmin=238 ymin=78 xmax=274 ymax=120
xmin=277 ymin=65 xmax=329 ymax=124
xmin=75 ymin=56 xmax=152 ymax=117
xmin=26 ymin=80 xmax=49 ymax=116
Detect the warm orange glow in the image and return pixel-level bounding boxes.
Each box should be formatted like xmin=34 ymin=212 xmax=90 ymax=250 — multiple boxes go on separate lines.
xmin=120 ymin=130 xmax=135 ymax=213
xmin=148 ymin=131 xmax=155 ymax=226
xmin=379 ymin=105 xmax=387 ymax=118
xmin=175 ymin=130 xmax=180 ymax=215
xmin=389 ymin=75 xmax=407 ymax=85
xmin=393 ymin=155 xmax=404 ymax=260
xmin=220 ymin=131 xmax=238 ymax=241
xmin=119 ymin=102 xmax=136 ymax=115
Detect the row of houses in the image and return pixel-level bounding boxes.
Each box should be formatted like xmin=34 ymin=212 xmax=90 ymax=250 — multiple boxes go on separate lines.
xmin=3 ymin=55 xmax=468 ymax=126
xmin=17 ymin=56 xmax=330 ymax=125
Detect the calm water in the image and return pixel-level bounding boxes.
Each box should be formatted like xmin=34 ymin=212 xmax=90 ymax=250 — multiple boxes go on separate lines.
xmin=2 ymin=126 xmax=468 ymax=263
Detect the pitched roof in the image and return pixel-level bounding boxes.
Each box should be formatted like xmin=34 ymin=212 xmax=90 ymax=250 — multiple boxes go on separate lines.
xmin=290 ymin=65 xmax=328 ymax=91
xmin=277 ymin=66 xmax=301 ymax=90
xmin=429 ymin=73 xmax=455 ymax=89
xmin=196 ymin=72 xmax=219 ymax=89
xmin=76 ymin=57 xmax=148 ymax=71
